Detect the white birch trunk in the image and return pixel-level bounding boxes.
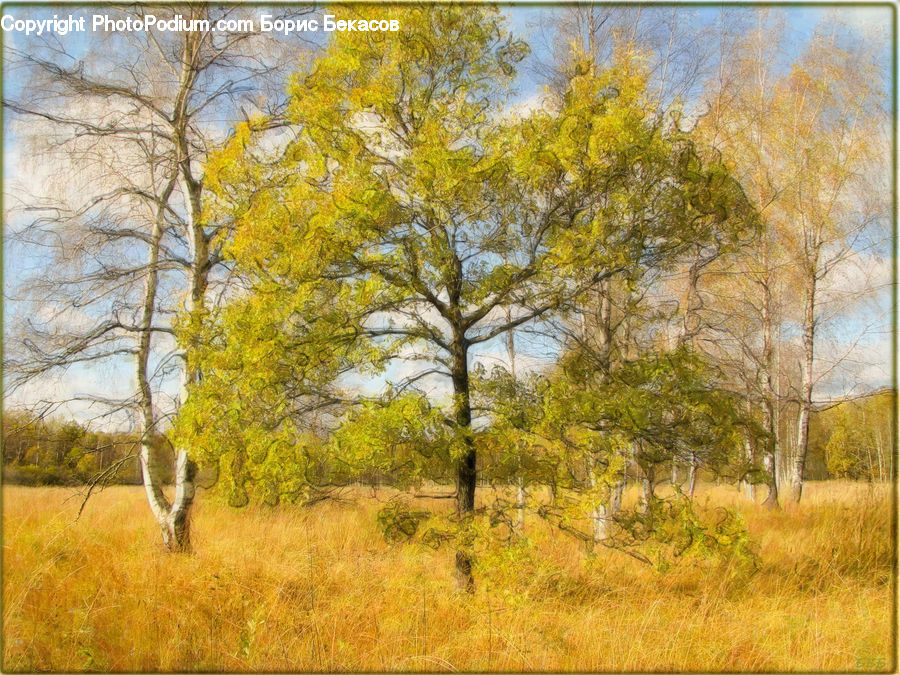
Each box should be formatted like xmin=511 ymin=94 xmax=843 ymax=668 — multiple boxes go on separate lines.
xmin=741 ymin=434 xmax=756 ymax=501
xmin=688 ymin=453 xmax=697 ymax=498
xmin=516 ymin=476 xmax=525 ymax=531
xmin=612 ymin=472 xmax=625 ymax=514
xmin=158 ymin=32 xmax=207 ymax=550
xmin=760 ymin=266 xmax=780 ymax=509
xmin=589 ymin=456 xmax=607 ymax=541
xmin=875 ymin=431 xmax=885 ymax=482
xmin=135 ymin=176 xmax=195 ymax=550
xmin=591 ymin=502 xmax=607 ymax=541
xmin=641 ymin=473 xmax=653 ymax=514
xmin=505 ymin=311 xmax=526 ymax=532
xmin=589 ymin=284 xmax=615 ymax=535
xmin=791 ymin=271 xmax=816 ymax=503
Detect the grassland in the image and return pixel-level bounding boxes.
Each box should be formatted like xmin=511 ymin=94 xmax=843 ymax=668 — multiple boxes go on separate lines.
xmin=2 ymin=481 xmax=895 ymax=672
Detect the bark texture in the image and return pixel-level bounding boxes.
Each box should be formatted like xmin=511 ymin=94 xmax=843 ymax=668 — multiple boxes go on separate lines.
xmin=791 ymin=273 xmax=816 ymax=503
xmin=452 ymin=335 xmax=476 ymax=592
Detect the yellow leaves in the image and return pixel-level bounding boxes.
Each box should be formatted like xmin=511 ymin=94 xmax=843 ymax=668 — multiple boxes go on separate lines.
xmin=184 ymin=4 xmax=765 ymax=524
xmin=354 ymin=276 xmax=382 ymax=308
xmin=205 ymin=117 xmax=271 ymax=197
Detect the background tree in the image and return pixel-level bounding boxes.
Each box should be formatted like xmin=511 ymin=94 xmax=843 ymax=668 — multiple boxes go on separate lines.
xmin=692 ymin=9 xmax=793 ymax=508
xmin=694 ymin=12 xmax=889 ymax=504
xmin=821 ymin=390 xmax=896 ymax=481
xmin=537 ymin=4 xmax=712 ymax=115
xmin=1 ymin=409 xmax=149 ymax=487
xmin=531 ymin=5 xmax=763 ymax=511
xmin=776 ymin=23 xmax=888 ymax=502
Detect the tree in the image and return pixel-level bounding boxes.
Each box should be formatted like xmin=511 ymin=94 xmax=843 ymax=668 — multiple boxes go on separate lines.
xmin=535 ymin=7 xmax=759 ymax=510
xmin=1 ymin=410 xmax=146 ymax=486
xmin=776 ymin=23 xmax=888 ymax=502
xmin=693 ymin=9 xmax=793 ymax=509
xmin=181 ymin=5 xmax=758 ymax=589
xmin=694 ymin=11 xmax=889 ymax=505
xmin=3 ymin=4 xmax=308 ymax=548
xmin=538 ymin=4 xmax=712 ymax=115
xmin=820 ymin=390 xmax=896 ymax=481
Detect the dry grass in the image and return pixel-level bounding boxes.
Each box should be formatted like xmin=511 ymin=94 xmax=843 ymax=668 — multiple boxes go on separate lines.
xmin=2 ymin=481 xmax=895 ymax=672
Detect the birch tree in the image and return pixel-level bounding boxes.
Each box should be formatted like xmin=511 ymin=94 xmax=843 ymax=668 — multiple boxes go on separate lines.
xmin=696 ymin=12 xmax=889 ymax=504
xmin=3 ymin=5 xmax=308 ymax=548
xmin=778 ymin=24 xmax=888 ymax=502
xmin=692 ymin=9 xmax=793 ymax=508
xmin=540 ymin=4 xmax=711 ymax=115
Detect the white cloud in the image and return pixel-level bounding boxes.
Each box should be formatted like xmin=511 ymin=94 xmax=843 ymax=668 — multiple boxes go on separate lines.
xmin=817 ymin=250 xmax=892 ymax=311
xmin=501 ymin=91 xmax=549 ymax=121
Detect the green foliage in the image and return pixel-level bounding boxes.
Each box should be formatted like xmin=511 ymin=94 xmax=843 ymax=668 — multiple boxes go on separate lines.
xmin=330 ymin=394 xmax=455 ymax=489
xmin=473 ymin=365 xmax=550 ymax=486
xmin=825 ymin=423 xmax=861 ymax=478
xmin=821 ymin=391 xmax=895 ymax=481
xmin=611 ymin=494 xmax=756 ymax=573
xmin=376 ymin=501 xmax=432 ymax=543
xmin=5 ymin=464 xmax=74 ymax=487
xmin=531 ymin=347 xmax=758 ymax=492
xmin=374 ymin=486 xmax=529 ymax=566
xmin=74 ymin=453 xmax=101 ymax=480
xmin=592 ymin=347 xmax=756 ymax=476
xmin=177 ymin=6 xmax=763 ymax=590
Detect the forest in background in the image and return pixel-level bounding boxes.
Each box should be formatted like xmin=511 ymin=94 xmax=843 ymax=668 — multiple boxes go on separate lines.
xmin=3 ymin=387 xmax=894 ymax=487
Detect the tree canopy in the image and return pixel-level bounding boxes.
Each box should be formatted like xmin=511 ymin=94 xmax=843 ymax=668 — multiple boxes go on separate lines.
xmin=177 ymin=5 xmax=760 ymax=588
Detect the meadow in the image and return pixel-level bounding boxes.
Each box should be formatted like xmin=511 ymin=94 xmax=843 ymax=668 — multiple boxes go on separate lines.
xmin=2 ymin=481 xmax=895 ymax=672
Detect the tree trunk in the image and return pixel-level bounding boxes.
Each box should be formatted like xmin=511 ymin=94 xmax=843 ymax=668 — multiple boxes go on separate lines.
xmin=640 ymin=465 xmax=654 ymax=514
xmin=135 ymin=178 xmax=197 ymax=551
xmin=761 ymin=400 xmax=780 ymax=509
xmin=451 ymin=336 xmax=475 ymax=592
xmin=791 ymin=274 xmax=816 ymax=503
xmin=506 ymin=318 xmax=526 ymax=532
xmin=612 ymin=472 xmax=625 ymax=514
xmin=688 ymin=453 xmax=697 ymax=498
xmin=741 ymin=432 xmax=757 ymax=502
xmin=589 ymin=456 xmax=607 ymax=541
xmin=592 ymin=504 xmax=607 ymax=541
xmin=889 ymin=433 xmax=894 ymax=482
xmin=792 ymin=402 xmax=811 ymax=503
xmin=516 ymin=475 xmax=525 ymax=532
xmin=165 ymin=30 xmax=206 ymax=552
xmin=162 ymin=450 xmax=197 ymax=551
xmin=760 ymin=446 xmax=777 ymax=508
xmin=761 ymin=274 xmax=780 ymax=509
xmin=774 ymin=323 xmax=783 ymax=495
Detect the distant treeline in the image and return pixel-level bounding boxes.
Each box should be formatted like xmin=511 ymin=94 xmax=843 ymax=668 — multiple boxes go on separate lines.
xmin=2 ymin=388 xmax=894 ymax=488
xmin=806 ymin=389 xmax=895 ymax=482
xmin=1 ymin=412 xmax=174 ymax=487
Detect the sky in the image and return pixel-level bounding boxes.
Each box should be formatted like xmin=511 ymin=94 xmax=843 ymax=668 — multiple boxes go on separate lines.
xmin=2 ymin=2 xmax=896 ymax=430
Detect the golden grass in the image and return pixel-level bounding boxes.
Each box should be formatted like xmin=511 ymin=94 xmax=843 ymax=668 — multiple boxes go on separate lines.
xmin=2 ymin=481 xmax=895 ymax=672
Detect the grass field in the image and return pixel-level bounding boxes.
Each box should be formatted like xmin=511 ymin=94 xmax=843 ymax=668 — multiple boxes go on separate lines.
xmin=2 ymin=481 xmax=895 ymax=672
